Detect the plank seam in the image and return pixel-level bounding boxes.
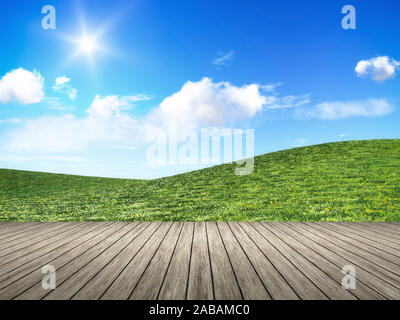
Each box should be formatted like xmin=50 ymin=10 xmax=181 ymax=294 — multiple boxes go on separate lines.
xmin=250 ymin=222 xmax=330 ymax=300
xmin=98 ymin=222 xmax=164 ymax=300
xmin=215 ymin=222 xmax=244 ymax=300
xmin=127 ymin=223 xmax=175 ymax=300
xmin=156 ymin=223 xmax=185 ymax=300
xmin=237 ymin=223 xmax=300 ymax=300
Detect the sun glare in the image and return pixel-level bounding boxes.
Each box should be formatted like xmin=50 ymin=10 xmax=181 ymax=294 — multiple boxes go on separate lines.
xmin=62 ymin=20 xmax=114 ymax=68
xmin=77 ymin=34 xmax=98 ymax=55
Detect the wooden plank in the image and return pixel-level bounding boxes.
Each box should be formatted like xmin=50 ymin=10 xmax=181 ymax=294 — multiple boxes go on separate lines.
xmin=129 ymin=223 xmax=183 ymax=300
xmin=271 ymin=222 xmax=382 ymax=300
xmin=0 ymin=222 xmax=42 ymax=236
xmin=339 ymin=223 xmax=400 ymax=246
xmin=207 ymin=222 xmax=242 ymax=300
xmin=320 ymin=222 xmax=400 ymax=255
xmin=355 ymin=223 xmax=400 ymax=240
xmin=376 ymin=222 xmax=400 ymax=234
xmin=0 ymin=222 xmax=18 ymax=231
xmin=158 ymin=222 xmax=194 ymax=300
xmin=0 ymin=223 xmax=79 ymax=257
xmin=0 ymin=222 xmax=398 ymax=300
xmin=282 ymin=222 xmax=398 ymax=299
xmin=217 ymin=222 xmax=270 ymax=300
xmin=72 ymin=222 xmax=160 ymax=300
xmin=186 ymin=222 xmax=214 ymax=300
xmin=309 ymin=223 xmax=400 ymax=276
xmin=240 ymin=223 xmax=325 ymax=300
xmin=0 ymin=223 xmax=115 ymax=281
xmin=0 ymin=223 xmax=87 ymax=267
xmin=257 ymin=222 xmax=353 ymax=300
xmin=14 ymin=222 xmax=133 ymax=300
xmin=44 ymin=223 xmax=144 ymax=300
xmin=0 ymin=223 xmax=73 ymax=251
xmin=228 ymin=222 xmax=298 ymax=300
xmin=101 ymin=223 xmax=172 ymax=300
xmin=0 ymin=222 xmax=41 ymax=233
xmin=298 ymin=223 xmax=400 ymax=291
xmin=0 ymin=223 xmax=114 ymax=299
xmin=0 ymin=223 xmax=51 ymax=241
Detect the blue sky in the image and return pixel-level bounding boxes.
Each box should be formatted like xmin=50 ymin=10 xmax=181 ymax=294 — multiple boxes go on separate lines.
xmin=0 ymin=0 xmax=399 ymax=178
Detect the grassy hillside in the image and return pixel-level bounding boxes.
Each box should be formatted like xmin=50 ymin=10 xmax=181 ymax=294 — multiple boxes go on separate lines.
xmin=0 ymin=139 xmax=399 ymax=222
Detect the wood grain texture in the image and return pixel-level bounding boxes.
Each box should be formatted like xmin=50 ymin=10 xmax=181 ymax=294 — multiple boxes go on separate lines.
xmin=186 ymin=222 xmax=214 ymax=300
xmin=0 ymin=222 xmax=398 ymax=300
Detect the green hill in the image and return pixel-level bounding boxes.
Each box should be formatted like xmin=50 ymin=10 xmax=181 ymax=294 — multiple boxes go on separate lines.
xmin=1 ymin=139 xmax=399 ymax=222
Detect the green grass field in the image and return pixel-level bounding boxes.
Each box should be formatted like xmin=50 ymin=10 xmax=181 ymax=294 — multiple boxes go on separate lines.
xmin=1 ymin=139 xmax=399 ymax=222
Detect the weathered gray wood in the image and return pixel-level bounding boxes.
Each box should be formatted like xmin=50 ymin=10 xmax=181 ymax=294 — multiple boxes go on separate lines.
xmin=217 ymin=222 xmax=270 ymax=300
xmin=0 ymin=223 xmax=87 ymax=267
xmin=0 ymin=223 xmax=113 ymax=299
xmin=0 ymin=223 xmax=78 ymax=257
xmin=72 ymin=222 xmax=160 ymax=300
xmin=375 ymin=222 xmax=400 ymax=234
xmin=272 ymin=222 xmax=383 ymax=300
xmin=289 ymin=222 xmax=400 ymax=299
xmin=337 ymin=222 xmax=400 ymax=246
xmin=257 ymin=222 xmax=351 ymax=300
xmin=356 ymin=222 xmax=400 ymax=240
xmin=15 ymin=222 xmax=133 ymax=300
xmin=0 ymin=222 xmax=398 ymax=300
xmin=44 ymin=223 xmax=142 ymax=300
xmin=0 ymin=223 xmax=55 ymax=242
xmin=298 ymin=223 xmax=400 ymax=291
xmin=101 ymin=223 xmax=172 ymax=300
xmin=309 ymin=223 xmax=400 ymax=276
xmin=187 ymin=222 xmax=214 ymax=300
xmin=158 ymin=222 xmax=194 ymax=300
xmin=0 ymin=222 xmax=44 ymax=239
xmin=130 ymin=223 xmax=183 ymax=300
xmin=228 ymin=222 xmax=299 ymax=300
xmin=240 ymin=222 xmax=326 ymax=300
xmin=316 ymin=222 xmax=400 ymax=259
xmin=207 ymin=222 xmax=242 ymax=300
xmin=282 ymin=222 xmax=398 ymax=299
xmin=0 ymin=222 xmax=17 ymax=230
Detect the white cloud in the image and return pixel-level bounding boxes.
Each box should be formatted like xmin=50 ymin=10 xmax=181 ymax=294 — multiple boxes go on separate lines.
xmin=4 ymin=94 xmax=150 ymax=153
xmin=153 ymin=77 xmax=266 ymax=127
xmin=43 ymin=96 xmax=75 ymax=111
xmin=302 ymin=98 xmax=394 ymax=120
xmin=54 ymin=76 xmax=70 ymax=86
xmin=355 ymin=56 xmax=400 ymax=82
xmin=265 ymin=94 xmax=311 ymax=109
xmin=212 ymin=51 xmax=235 ymax=67
xmin=0 ymin=68 xmax=44 ymax=105
xmin=3 ymin=78 xmax=269 ymax=153
xmin=53 ymin=76 xmax=78 ymax=100
xmin=87 ymin=94 xmax=150 ymax=118
xmin=5 ymin=77 xmax=355 ymax=157
xmin=260 ymin=82 xmax=283 ymax=92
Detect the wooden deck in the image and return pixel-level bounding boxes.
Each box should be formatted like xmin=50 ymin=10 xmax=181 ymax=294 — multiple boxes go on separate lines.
xmin=0 ymin=222 xmax=399 ymax=300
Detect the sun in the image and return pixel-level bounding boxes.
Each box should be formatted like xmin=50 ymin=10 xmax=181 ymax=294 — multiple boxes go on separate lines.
xmin=75 ymin=33 xmax=100 ymax=57
xmin=61 ymin=21 xmax=115 ymax=68
xmin=78 ymin=34 xmax=98 ymax=55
